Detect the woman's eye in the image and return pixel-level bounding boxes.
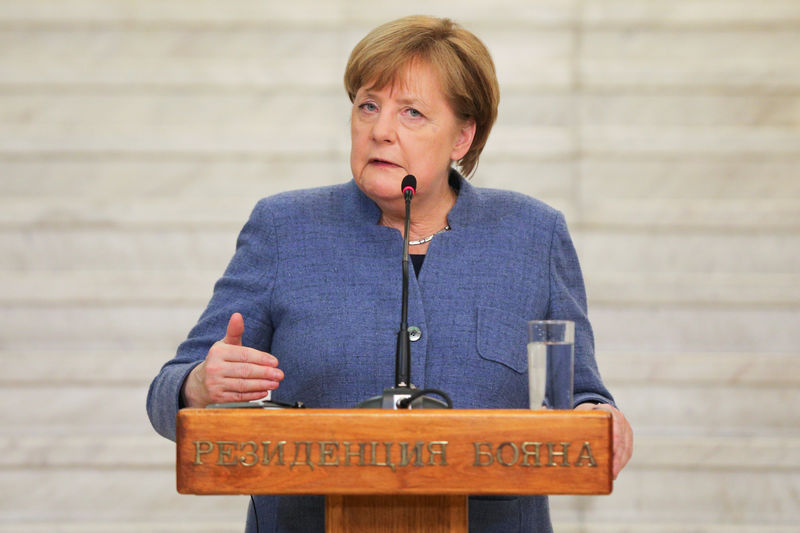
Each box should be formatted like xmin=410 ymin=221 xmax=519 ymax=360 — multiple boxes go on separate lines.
xmin=359 ymin=102 xmax=378 ymax=112
xmin=406 ymin=108 xmax=423 ymax=118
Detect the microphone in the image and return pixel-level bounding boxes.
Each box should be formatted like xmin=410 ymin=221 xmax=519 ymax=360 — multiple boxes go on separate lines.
xmin=401 ymin=174 xmax=416 ymax=201
xmin=357 ymin=175 xmax=451 ymax=410
xmin=396 ymin=175 xmax=416 ymax=388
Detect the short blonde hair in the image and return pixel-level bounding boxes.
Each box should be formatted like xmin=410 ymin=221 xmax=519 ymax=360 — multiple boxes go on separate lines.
xmin=344 ymin=15 xmax=499 ymax=177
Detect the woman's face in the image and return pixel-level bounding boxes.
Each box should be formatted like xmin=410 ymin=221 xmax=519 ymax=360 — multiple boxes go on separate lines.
xmin=350 ymin=61 xmax=475 ymax=214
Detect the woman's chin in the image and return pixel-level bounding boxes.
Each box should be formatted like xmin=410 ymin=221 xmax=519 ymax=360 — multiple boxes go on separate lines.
xmin=354 ymin=169 xmax=405 ymax=202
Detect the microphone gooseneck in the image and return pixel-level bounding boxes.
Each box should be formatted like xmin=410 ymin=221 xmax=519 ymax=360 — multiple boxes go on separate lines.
xmin=356 ymin=174 xmax=451 ymax=410
xmin=396 ymin=175 xmax=416 ymax=387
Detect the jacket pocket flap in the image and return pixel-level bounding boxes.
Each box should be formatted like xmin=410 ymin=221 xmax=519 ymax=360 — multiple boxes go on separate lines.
xmin=476 ymin=306 xmax=528 ymax=374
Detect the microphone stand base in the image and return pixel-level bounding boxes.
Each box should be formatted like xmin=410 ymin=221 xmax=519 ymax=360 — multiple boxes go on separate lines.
xmin=356 ymin=387 xmax=450 ymax=410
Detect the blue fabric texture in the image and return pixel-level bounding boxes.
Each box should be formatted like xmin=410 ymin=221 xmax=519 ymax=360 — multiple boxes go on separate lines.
xmin=147 ymin=173 xmax=614 ymax=533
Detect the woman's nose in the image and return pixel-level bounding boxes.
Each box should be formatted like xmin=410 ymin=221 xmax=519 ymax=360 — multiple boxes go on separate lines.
xmin=371 ymin=111 xmax=397 ymax=143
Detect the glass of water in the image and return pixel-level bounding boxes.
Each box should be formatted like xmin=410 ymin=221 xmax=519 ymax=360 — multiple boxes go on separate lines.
xmin=527 ymin=320 xmax=574 ymax=410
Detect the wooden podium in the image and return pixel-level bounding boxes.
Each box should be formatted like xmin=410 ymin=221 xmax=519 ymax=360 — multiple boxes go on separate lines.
xmin=177 ymin=409 xmax=612 ymax=532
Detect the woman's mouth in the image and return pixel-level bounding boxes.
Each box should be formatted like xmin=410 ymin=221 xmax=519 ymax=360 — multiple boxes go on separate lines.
xmin=369 ymin=158 xmax=400 ymax=168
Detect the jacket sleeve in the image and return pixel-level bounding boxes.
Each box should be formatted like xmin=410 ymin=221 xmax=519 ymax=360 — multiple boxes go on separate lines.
xmin=146 ymin=199 xmax=278 ymax=441
xmin=547 ymin=212 xmax=616 ymax=408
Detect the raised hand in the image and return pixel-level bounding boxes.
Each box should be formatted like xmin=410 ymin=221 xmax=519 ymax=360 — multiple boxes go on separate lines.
xmin=181 ymin=313 xmax=284 ymax=407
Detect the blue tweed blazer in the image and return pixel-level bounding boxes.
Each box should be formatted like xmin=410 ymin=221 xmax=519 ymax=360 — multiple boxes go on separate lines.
xmin=147 ymin=174 xmax=614 ymax=533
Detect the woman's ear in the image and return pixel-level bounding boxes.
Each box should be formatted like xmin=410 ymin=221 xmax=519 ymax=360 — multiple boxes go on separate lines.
xmin=451 ymin=119 xmax=477 ymax=161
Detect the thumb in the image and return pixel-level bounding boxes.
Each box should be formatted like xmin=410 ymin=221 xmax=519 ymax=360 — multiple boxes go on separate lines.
xmin=222 ymin=312 xmax=244 ymax=346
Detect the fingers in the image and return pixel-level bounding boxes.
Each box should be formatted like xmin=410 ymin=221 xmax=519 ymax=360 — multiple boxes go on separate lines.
xmin=216 ymin=343 xmax=279 ymax=367
xmin=582 ymin=403 xmax=633 ymax=480
xmin=191 ymin=313 xmax=286 ymax=406
xmin=201 ymin=358 xmax=284 ymax=405
xmin=218 ymin=363 xmax=283 ymax=381
xmin=616 ymin=417 xmax=633 ymax=478
xmin=222 ymin=312 xmax=245 ymax=346
xmin=618 ymin=413 xmax=634 ymax=476
xmin=212 ymin=377 xmax=282 ymax=397
xmin=216 ymin=357 xmax=284 ymax=381
xmin=205 ymin=343 xmax=283 ymax=390
xmin=604 ymin=405 xmax=633 ymax=480
xmin=210 ymin=387 xmax=282 ymax=404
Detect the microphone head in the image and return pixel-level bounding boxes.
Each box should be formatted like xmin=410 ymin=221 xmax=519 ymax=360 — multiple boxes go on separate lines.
xmin=401 ymin=175 xmax=417 ymax=196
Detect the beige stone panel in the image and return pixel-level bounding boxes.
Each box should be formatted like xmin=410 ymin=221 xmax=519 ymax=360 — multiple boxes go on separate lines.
xmin=556 ymin=436 xmax=800 ymax=528
xmin=0 ymin=27 xmax=348 ymax=87
xmin=579 ymin=154 xmax=800 ymax=231
xmin=0 ymin=524 xmax=242 ymax=533
xmin=583 ymin=0 xmax=800 ymax=26
xmin=586 ymin=272 xmax=800 ymax=306
xmin=556 ymin=525 xmax=800 ymax=533
xmin=473 ymin=158 xmax=577 ymax=218
xmin=0 ymin=90 xmax=351 ymax=154
xmin=0 ymin=470 xmax=246 ymax=523
xmin=623 ymin=434 xmax=800 ymax=470
xmin=0 ymin=385 xmax=152 ymax=433
xmin=582 ymin=124 xmax=800 ymax=156
xmin=579 ymin=198 xmax=800 ymax=231
xmin=573 ymin=230 xmax=800 ymax=275
xmin=578 ymin=93 xmax=800 ymax=156
xmin=341 ymin=0 xmax=578 ymax=27
xmin=550 ymin=469 xmax=800 ymax=526
xmin=0 ymin=434 xmax=171 ymax=468
xmin=581 ymin=125 xmax=798 ymax=156
xmin=0 ymin=270 xmax=221 ymax=305
xmin=581 ymin=30 xmax=800 ymax=89
xmin=0 ymin=349 xmax=180 ymax=385
xmin=476 ymin=29 xmax=574 ymax=89
xmin=609 ymin=383 xmax=799 ymax=434
xmin=580 ymin=93 xmax=800 ymax=128
xmin=598 ymin=351 xmax=800 ymax=386
xmin=0 ymin=196 xmax=266 ymax=228
xmin=485 ymin=92 xmax=576 ymax=157
xmin=476 ymin=157 xmax=574 ymax=195
xmin=0 ymin=0 xmax=578 ymax=26
xmin=578 ymin=156 xmax=800 ymax=230
xmin=589 ymin=306 xmax=799 ymax=353
xmin=0 ymin=305 xmax=201 ymax=350
xmin=0 ymin=228 xmax=237 ymax=270
xmin=580 ymin=157 xmax=800 ymax=199
xmin=0 ymin=0 xmax=345 ymax=24
xmin=0 ymin=157 xmax=349 ymax=198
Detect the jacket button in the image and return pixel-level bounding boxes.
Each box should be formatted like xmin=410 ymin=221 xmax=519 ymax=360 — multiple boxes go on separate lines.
xmin=408 ymin=326 xmax=422 ymax=342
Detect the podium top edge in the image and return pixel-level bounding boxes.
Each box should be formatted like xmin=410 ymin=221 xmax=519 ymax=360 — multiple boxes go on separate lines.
xmin=178 ymin=408 xmax=611 ymax=419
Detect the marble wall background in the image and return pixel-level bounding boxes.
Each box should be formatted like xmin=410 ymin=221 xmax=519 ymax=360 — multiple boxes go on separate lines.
xmin=0 ymin=1 xmax=798 ymax=531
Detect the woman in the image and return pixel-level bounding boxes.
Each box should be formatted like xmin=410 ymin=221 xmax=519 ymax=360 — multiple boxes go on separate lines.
xmin=147 ymin=15 xmax=632 ymax=533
